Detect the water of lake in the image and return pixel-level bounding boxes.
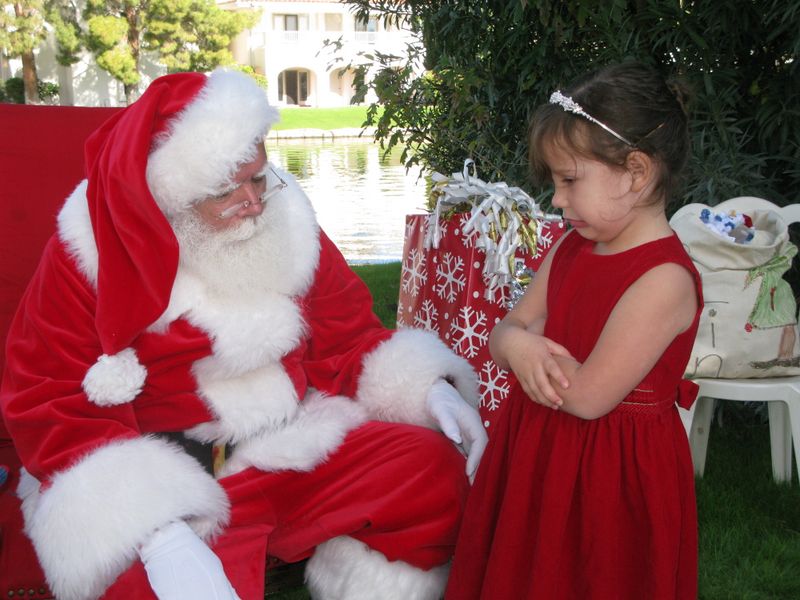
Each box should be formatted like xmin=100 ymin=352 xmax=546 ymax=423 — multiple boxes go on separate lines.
xmin=266 ymin=138 xmax=429 ymax=263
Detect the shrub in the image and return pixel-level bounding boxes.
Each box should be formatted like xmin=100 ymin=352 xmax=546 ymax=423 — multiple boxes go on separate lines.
xmin=342 ymin=0 xmax=799 ymax=210
xmin=37 ymin=80 xmax=60 ymax=104
xmin=232 ymin=64 xmax=268 ymax=90
xmin=3 ymin=77 xmax=25 ymax=104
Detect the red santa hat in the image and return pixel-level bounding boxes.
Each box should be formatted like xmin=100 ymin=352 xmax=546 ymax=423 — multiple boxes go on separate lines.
xmin=83 ymin=69 xmax=279 ymax=355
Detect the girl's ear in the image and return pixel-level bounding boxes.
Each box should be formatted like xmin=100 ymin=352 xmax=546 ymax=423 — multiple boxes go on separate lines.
xmin=625 ymin=151 xmax=655 ymax=193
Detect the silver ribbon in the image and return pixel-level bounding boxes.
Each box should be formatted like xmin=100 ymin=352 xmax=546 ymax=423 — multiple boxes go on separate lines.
xmin=425 ymin=159 xmax=562 ymax=305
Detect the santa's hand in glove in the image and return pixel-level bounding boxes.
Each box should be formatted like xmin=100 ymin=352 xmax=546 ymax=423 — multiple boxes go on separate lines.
xmin=139 ymin=520 xmax=240 ymax=600
xmin=426 ymin=379 xmax=488 ymax=483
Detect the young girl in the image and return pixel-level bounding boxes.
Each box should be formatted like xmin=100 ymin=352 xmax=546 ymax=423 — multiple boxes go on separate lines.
xmin=446 ymin=61 xmax=702 ymax=600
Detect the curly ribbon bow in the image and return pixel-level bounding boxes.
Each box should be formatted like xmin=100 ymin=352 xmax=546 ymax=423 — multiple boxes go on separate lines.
xmin=425 ymin=159 xmax=561 ymax=307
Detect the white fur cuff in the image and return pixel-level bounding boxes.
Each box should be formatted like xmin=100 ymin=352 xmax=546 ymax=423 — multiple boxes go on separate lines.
xmin=356 ymin=329 xmax=480 ymax=427
xmin=82 ymin=347 xmax=147 ymax=406
xmin=305 ymin=536 xmax=449 ymax=600
xmin=18 ymin=436 xmax=230 ymax=600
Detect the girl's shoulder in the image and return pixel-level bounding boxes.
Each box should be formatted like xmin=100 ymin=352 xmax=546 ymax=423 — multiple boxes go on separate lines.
xmin=597 ymin=233 xmax=695 ymax=272
xmin=637 ymin=233 xmax=701 ymax=285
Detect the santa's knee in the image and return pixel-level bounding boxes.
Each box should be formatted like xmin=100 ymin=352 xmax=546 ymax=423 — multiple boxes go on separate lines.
xmin=383 ymin=424 xmax=471 ymax=526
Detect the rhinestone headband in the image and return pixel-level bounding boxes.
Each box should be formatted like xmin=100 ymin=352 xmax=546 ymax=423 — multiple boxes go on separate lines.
xmin=549 ymin=91 xmax=634 ymax=147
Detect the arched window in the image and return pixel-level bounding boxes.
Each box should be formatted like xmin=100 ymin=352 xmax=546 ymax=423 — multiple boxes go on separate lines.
xmin=278 ymin=69 xmax=310 ymax=105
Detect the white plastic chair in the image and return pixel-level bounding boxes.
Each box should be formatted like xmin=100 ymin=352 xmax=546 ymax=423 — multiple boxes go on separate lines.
xmin=674 ymin=196 xmax=800 ymax=483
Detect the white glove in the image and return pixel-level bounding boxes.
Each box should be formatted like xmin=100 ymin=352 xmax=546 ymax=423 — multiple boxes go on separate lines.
xmin=138 ymin=520 xmax=240 ymax=600
xmin=426 ymin=379 xmax=488 ymax=483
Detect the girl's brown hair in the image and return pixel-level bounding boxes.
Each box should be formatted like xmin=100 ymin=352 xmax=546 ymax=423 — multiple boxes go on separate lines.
xmin=529 ymin=61 xmax=691 ymax=204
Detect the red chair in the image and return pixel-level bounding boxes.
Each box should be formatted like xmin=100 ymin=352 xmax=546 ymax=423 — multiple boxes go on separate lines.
xmin=0 ymin=103 xmax=121 ymax=599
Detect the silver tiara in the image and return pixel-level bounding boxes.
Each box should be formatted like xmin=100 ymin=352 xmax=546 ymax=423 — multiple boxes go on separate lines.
xmin=549 ymin=91 xmax=634 ymax=147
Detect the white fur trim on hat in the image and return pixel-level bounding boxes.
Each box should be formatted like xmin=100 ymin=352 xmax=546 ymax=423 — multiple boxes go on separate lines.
xmin=146 ymin=68 xmax=280 ymax=218
xmin=305 ymin=536 xmax=449 ymax=600
xmin=17 ymin=436 xmax=230 ymax=600
xmin=57 ymin=179 xmax=98 ymax=288
xmin=356 ymin=328 xmax=480 ymax=427
xmin=82 ymin=347 xmax=147 ymax=406
xmin=81 ymin=348 xmax=147 ymax=406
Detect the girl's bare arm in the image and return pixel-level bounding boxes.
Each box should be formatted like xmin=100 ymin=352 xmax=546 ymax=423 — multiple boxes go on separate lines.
xmin=548 ymin=262 xmax=698 ymax=419
xmin=489 ymin=235 xmax=573 ymax=406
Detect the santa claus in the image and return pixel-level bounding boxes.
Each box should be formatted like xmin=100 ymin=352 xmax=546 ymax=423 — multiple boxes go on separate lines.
xmin=0 ymin=69 xmax=487 ymax=600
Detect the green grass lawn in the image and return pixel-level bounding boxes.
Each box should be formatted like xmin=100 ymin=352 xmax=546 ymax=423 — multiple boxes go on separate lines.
xmin=272 ymin=105 xmax=380 ymax=131
xmin=266 ymin=262 xmax=800 ymax=600
xmin=351 ymin=262 xmax=402 ymax=327
xmin=695 ymin=405 xmax=800 ymax=599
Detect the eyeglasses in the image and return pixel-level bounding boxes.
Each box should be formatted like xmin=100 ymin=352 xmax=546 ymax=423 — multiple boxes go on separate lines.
xmin=217 ymin=164 xmax=288 ymax=220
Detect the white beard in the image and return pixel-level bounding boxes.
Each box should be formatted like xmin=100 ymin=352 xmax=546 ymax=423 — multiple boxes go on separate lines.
xmin=170 ymin=210 xmax=278 ymax=303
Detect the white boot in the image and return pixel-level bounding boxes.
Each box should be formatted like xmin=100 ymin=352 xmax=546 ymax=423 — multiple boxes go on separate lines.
xmin=305 ymin=536 xmax=449 ymax=600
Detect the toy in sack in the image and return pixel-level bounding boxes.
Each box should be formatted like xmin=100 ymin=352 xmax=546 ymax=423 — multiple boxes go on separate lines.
xmin=398 ymin=160 xmax=564 ymax=429
xmin=671 ymin=203 xmax=800 ymax=378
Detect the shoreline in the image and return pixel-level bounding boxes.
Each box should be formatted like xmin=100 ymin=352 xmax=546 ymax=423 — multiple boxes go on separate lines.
xmin=267 ymin=126 xmax=377 ymax=141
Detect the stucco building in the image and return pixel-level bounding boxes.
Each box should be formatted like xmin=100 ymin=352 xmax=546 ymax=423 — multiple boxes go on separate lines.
xmin=1 ymin=0 xmax=415 ymax=108
xmin=222 ymin=0 xmax=414 ymax=107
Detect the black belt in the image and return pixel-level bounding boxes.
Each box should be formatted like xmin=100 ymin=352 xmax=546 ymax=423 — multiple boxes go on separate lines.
xmin=161 ymin=432 xmax=233 ymax=476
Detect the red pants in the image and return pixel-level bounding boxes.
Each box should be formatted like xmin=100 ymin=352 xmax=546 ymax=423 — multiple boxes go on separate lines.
xmin=103 ymin=421 xmax=469 ymax=600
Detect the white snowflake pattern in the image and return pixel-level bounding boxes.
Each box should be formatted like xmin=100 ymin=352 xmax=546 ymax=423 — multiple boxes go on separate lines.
xmin=413 ymin=299 xmax=439 ymax=333
xmin=401 ymin=248 xmax=427 ymax=297
xmin=396 ymin=299 xmax=408 ymax=329
xmin=459 ymin=214 xmax=480 ymax=248
xmin=482 ymin=279 xmax=510 ymax=307
xmin=479 ymin=361 xmax=510 ymax=411
xmin=537 ymin=220 xmax=563 ymax=253
xmin=449 ymin=306 xmax=489 ymax=359
xmin=404 ymin=218 xmax=418 ymax=241
xmin=434 ymin=252 xmax=466 ymax=303
xmin=427 ymin=214 xmax=448 ymax=246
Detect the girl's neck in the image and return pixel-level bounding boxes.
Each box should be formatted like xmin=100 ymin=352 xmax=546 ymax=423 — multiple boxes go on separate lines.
xmin=593 ymin=204 xmax=672 ymax=255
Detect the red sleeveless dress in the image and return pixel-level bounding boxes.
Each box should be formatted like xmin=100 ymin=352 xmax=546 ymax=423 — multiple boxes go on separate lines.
xmin=446 ymin=231 xmax=702 ymax=600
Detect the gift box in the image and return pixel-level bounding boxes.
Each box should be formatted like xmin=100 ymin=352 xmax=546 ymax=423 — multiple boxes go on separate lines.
xmin=396 ymin=162 xmax=565 ymax=431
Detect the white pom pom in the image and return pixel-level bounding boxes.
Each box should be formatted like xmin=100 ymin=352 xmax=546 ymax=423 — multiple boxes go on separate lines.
xmin=82 ymin=348 xmax=147 ymax=406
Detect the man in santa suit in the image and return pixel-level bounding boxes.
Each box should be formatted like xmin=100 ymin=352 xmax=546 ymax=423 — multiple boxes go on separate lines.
xmin=0 ymin=69 xmax=487 ymax=600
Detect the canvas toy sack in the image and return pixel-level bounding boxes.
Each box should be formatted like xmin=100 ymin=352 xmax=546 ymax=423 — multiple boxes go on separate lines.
xmin=671 ymin=203 xmax=800 ymax=378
